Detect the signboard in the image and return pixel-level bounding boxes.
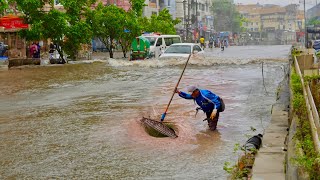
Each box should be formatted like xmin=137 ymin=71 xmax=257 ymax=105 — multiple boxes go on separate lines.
xmin=0 ymin=16 xmax=29 ymax=29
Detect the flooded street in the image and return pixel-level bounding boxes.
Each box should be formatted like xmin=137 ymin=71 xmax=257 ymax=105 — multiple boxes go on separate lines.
xmin=0 ymin=45 xmax=291 ymax=179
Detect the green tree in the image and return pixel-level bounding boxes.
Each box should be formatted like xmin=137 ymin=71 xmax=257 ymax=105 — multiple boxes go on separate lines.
xmin=118 ymin=12 xmax=141 ymax=58
xmin=0 ymin=0 xmax=9 ymax=16
xmin=14 ymin=0 xmax=95 ymax=61
xmin=129 ymin=0 xmax=145 ymax=17
xmin=143 ymin=9 xmax=180 ymax=34
xmin=89 ymin=4 xmax=127 ymax=58
xmin=211 ymin=0 xmax=242 ymax=33
xmin=308 ymin=17 xmax=320 ymax=26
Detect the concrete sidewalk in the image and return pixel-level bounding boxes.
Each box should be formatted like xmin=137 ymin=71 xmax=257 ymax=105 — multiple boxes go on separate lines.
xmin=251 ymin=71 xmax=290 ymax=179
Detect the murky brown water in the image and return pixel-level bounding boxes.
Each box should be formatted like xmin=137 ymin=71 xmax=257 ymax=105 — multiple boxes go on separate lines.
xmin=0 ymin=45 xmax=291 ymax=179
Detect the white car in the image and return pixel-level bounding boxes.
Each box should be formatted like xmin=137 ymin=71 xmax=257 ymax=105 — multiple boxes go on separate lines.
xmin=159 ymin=43 xmax=204 ymax=59
xmin=143 ymin=34 xmax=182 ymax=58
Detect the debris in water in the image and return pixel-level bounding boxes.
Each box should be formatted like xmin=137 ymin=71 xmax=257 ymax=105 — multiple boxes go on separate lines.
xmin=140 ymin=117 xmax=178 ymax=138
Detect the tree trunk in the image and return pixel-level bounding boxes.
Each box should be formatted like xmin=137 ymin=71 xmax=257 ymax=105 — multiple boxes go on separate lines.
xmin=110 ymin=49 xmax=113 ymax=58
xmin=73 ymin=49 xmax=78 ymax=61
xmin=123 ymin=50 xmax=126 ymax=58
xmin=100 ymin=37 xmax=113 ymax=58
xmin=120 ymin=43 xmax=127 ymax=58
xmin=109 ymin=40 xmax=113 ymax=58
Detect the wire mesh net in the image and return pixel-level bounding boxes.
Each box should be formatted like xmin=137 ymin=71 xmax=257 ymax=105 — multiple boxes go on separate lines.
xmin=140 ymin=117 xmax=178 ymax=138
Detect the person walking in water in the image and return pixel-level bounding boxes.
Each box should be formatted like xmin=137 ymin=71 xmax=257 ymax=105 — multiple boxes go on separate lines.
xmin=176 ymin=86 xmax=224 ymax=131
xmin=199 ymin=36 xmax=205 ymax=49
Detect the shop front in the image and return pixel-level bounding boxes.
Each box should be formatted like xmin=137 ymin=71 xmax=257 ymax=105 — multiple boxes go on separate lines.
xmin=0 ymin=15 xmax=28 ymax=59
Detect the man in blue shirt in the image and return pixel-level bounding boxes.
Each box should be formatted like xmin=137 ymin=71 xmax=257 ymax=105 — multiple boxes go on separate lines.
xmin=176 ymin=86 xmax=224 ymax=131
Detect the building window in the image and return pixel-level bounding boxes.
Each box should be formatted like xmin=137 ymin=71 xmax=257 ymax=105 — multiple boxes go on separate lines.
xmin=256 ymin=22 xmax=258 ymax=25
xmin=168 ymin=0 xmax=170 ymax=6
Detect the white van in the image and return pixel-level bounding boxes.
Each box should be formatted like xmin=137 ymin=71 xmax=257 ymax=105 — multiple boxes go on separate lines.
xmin=142 ymin=34 xmax=182 ymax=58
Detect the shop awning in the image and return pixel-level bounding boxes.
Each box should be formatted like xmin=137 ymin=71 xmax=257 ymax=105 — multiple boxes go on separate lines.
xmin=0 ymin=15 xmax=29 ymax=30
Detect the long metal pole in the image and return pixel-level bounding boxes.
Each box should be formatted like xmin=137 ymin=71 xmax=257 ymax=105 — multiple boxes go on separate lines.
xmin=160 ymin=54 xmax=192 ymax=122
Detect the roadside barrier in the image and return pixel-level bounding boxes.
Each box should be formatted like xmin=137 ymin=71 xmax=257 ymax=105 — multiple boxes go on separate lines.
xmin=294 ymin=56 xmax=320 ymax=153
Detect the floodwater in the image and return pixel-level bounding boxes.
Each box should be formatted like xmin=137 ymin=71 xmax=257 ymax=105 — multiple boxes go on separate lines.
xmin=0 ymin=45 xmax=291 ymax=179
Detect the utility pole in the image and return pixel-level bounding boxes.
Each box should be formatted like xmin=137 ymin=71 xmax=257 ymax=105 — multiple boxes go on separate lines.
xmin=304 ymin=0 xmax=308 ymax=48
xmin=230 ymin=1 xmax=233 ymax=33
xmin=187 ymin=0 xmax=190 ymax=42
xmin=196 ymin=0 xmax=198 ymax=41
xmin=182 ymin=0 xmax=187 ymax=41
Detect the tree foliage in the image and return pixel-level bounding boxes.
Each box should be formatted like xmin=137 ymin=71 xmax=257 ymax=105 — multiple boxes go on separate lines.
xmin=211 ymin=0 xmax=242 ymax=32
xmin=14 ymin=0 xmax=95 ymax=61
xmin=142 ymin=9 xmax=180 ymax=34
xmin=118 ymin=12 xmax=141 ymax=58
xmin=7 ymin=0 xmax=180 ymax=61
xmin=89 ymin=4 xmax=128 ymax=58
xmin=308 ymin=17 xmax=320 ymax=27
xmin=0 ymin=0 xmax=9 ymax=15
xmin=129 ymin=0 xmax=145 ymax=17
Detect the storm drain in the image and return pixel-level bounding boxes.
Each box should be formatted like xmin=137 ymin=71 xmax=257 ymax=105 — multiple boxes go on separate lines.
xmin=141 ymin=117 xmax=178 ymax=138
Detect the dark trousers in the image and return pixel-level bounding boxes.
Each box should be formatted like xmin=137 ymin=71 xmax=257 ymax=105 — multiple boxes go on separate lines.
xmin=206 ymin=109 xmax=220 ymax=131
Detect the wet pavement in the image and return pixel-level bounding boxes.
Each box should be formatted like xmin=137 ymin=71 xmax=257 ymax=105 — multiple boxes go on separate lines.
xmin=0 ymin=45 xmax=291 ymax=179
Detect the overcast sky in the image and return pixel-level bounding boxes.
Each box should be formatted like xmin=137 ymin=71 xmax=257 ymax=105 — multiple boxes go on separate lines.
xmin=234 ymin=0 xmax=318 ymax=9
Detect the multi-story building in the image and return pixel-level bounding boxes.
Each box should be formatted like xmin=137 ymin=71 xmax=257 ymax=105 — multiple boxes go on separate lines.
xmin=159 ymin=0 xmax=176 ymax=18
xmin=175 ymin=0 xmax=213 ymax=41
xmin=306 ymin=3 xmax=320 ymax=40
xmin=295 ymin=10 xmax=305 ymax=42
xmin=307 ymin=3 xmax=320 ymax=20
xmin=93 ymin=0 xmax=131 ymax=11
xmin=237 ymin=3 xmax=300 ymax=45
xmin=143 ymin=0 xmax=159 ymax=17
xmin=237 ymin=4 xmax=262 ymax=32
xmin=196 ymin=0 xmax=213 ymax=37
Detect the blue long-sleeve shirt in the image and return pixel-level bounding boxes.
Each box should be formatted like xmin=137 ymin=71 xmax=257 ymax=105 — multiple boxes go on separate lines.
xmin=179 ymin=89 xmax=221 ymax=113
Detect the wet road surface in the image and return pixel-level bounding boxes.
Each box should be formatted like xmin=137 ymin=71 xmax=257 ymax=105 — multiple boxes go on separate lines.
xmin=0 ymin=45 xmax=291 ymax=179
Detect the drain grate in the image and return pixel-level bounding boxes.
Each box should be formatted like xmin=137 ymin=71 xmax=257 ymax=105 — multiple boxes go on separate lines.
xmin=141 ymin=117 xmax=178 ymax=138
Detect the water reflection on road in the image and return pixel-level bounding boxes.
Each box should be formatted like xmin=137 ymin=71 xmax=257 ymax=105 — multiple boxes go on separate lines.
xmin=0 ymin=45 xmax=291 ymax=179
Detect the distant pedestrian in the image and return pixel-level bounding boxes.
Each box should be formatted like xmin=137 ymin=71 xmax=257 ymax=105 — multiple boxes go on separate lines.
xmin=35 ymin=41 xmax=41 ymax=58
xmin=0 ymin=42 xmax=7 ymax=57
xmin=29 ymin=42 xmax=38 ymax=58
xmin=49 ymin=42 xmax=55 ymax=53
xmin=200 ymin=36 xmax=205 ymax=49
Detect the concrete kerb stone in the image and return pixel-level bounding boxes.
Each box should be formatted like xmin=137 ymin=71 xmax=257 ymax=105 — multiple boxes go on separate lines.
xmin=259 ymin=146 xmax=286 ymax=153
xmin=252 ymin=172 xmax=286 ymax=180
xmin=262 ymin=132 xmax=287 ymax=147
xmin=253 ymin=153 xmax=285 ymax=173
